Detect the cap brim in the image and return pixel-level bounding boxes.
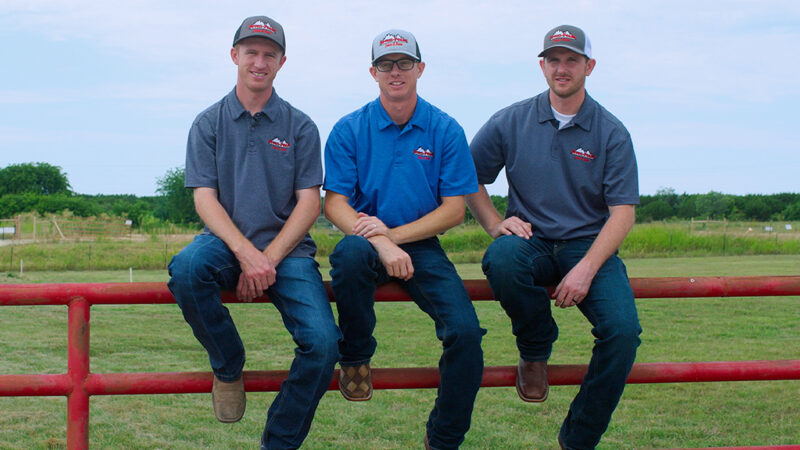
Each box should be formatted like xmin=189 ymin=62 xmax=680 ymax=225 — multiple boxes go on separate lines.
xmin=538 ymin=44 xmax=588 ymax=58
xmin=234 ymin=35 xmax=285 ymax=50
xmin=372 ymin=49 xmax=421 ymax=64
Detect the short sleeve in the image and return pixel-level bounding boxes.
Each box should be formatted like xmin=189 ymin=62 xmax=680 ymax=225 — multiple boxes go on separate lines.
xmin=470 ymin=114 xmax=507 ymax=185
xmin=185 ymin=114 xmax=218 ymax=189
xmin=293 ymin=117 xmax=323 ymax=190
xmin=323 ymin=120 xmax=358 ymax=197
xmin=438 ymin=119 xmax=478 ymax=197
xmin=603 ymin=125 xmax=639 ymax=206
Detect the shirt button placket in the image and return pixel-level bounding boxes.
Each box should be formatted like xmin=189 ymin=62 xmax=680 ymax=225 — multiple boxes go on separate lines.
xmin=249 ymin=115 xmax=257 ymax=147
xmin=393 ymin=129 xmax=403 ymax=167
xmin=550 ymin=125 xmax=560 ymax=160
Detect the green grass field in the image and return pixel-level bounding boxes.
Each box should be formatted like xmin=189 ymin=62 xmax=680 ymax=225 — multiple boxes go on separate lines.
xmin=1 ymin=255 xmax=798 ymax=449
xmin=2 ymin=220 xmax=799 ymax=273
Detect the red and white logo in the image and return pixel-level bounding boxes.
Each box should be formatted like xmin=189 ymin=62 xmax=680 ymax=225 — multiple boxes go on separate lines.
xmin=380 ymin=33 xmax=409 ymax=48
xmin=570 ymin=147 xmax=595 ymax=162
xmin=550 ymin=30 xmax=577 ymax=43
xmin=250 ymin=20 xmax=276 ymax=35
xmin=413 ymin=147 xmax=434 ymax=160
xmin=269 ymin=137 xmax=291 ymax=151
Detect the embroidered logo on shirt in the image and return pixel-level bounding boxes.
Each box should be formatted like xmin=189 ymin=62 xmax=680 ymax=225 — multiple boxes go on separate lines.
xmin=269 ymin=137 xmax=291 ymax=151
xmin=249 ymin=20 xmax=276 ymax=35
xmin=380 ymin=33 xmax=409 ymax=48
xmin=570 ymin=147 xmax=595 ymax=162
xmin=549 ymin=30 xmax=577 ymax=43
xmin=413 ymin=147 xmax=434 ymax=160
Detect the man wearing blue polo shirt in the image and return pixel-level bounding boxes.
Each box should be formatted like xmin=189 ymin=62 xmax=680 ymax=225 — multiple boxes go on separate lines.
xmin=467 ymin=25 xmax=642 ymax=449
xmin=168 ymin=16 xmax=340 ymax=450
xmin=324 ymin=29 xmax=485 ymax=450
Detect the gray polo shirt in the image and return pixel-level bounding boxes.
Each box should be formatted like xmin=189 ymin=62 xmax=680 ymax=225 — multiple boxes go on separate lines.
xmin=471 ymin=90 xmax=638 ymax=241
xmin=185 ymin=87 xmax=322 ymax=258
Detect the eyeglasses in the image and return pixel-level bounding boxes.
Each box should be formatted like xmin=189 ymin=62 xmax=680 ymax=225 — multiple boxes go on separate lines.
xmin=373 ymin=58 xmax=417 ymax=72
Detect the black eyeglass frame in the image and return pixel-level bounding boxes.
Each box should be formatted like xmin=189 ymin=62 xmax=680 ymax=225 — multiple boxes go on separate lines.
xmin=373 ymin=58 xmax=418 ymax=72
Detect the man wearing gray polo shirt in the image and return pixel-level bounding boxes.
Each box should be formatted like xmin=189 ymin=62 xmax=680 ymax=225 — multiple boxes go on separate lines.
xmin=468 ymin=25 xmax=642 ymax=449
xmin=168 ymin=16 xmax=340 ymax=450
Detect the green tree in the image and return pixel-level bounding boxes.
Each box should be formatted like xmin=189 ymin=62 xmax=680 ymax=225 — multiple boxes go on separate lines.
xmin=155 ymin=167 xmax=199 ymax=224
xmin=739 ymin=195 xmax=771 ymax=221
xmin=111 ymin=198 xmax=154 ymax=227
xmin=638 ymin=200 xmax=674 ymax=221
xmin=676 ymin=194 xmax=697 ymax=218
xmin=0 ymin=162 xmax=72 ymax=196
xmin=783 ymin=201 xmax=800 ymax=220
xmin=655 ymin=186 xmax=679 ymax=209
xmin=695 ymin=191 xmax=734 ymax=219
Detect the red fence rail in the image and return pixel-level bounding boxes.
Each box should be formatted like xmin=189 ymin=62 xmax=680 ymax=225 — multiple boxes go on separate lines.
xmin=1 ymin=276 xmax=799 ymax=449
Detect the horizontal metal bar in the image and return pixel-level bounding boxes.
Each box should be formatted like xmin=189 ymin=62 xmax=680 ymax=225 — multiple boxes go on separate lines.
xmin=30 ymin=360 xmax=789 ymax=396
xmin=0 ymin=374 xmax=71 ymax=396
xmin=1 ymin=276 xmax=799 ymax=306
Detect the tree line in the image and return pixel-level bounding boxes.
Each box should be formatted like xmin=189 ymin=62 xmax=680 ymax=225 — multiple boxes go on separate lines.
xmin=1 ymin=163 xmax=798 ymax=226
xmin=634 ymin=187 xmax=800 ymax=222
xmin=0 ymin=163 xmax=198 ymax=227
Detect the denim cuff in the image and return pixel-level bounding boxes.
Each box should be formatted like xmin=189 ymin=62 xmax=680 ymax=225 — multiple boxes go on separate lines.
xmin=213 ymin=366 xmax=244 ymax=382
xmin=339 ymin=358 xmax=371 ymax=367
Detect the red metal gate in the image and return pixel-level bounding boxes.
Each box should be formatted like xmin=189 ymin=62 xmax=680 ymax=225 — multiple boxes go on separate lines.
xmin=1 ymin=276 xmax=799 ymax=449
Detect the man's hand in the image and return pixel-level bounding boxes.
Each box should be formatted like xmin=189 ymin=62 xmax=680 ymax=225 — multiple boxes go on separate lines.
xmin=371 ymin=236 xmax=414 ymax=281
xmin=552 ymin=260 xmax=596 ymax=308
xmin=353 ymin=212 xmax=393 ymax=241
xmin=234 ymin=245 xmax=277 ymax=302
xmin=552 ymin=204 xmax=635 ymax=308
xmin=491 ymin=216 xmax=533 ymax=239
xmin=353 ymin=213 xmax=414 ymax=279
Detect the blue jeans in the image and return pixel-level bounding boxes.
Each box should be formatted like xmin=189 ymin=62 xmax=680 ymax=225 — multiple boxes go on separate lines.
xmin=330 ymin=235 xmax=485 ymax=450
xmin=168 ymin=234 xmax=341 ymax=450
xmin=482 ymin=235 xmax=641 ymax=450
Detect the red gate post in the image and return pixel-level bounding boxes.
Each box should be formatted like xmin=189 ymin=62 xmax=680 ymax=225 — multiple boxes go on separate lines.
xmin=66 ymin=297 xmax=90 ymax=450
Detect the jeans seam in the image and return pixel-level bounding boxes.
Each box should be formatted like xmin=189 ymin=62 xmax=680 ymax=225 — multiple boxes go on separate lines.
xmin=263 ymin=258 xmax=334 ymax=448
xmin=407 ymin=277 xmax=448 ymax=443
xmin=187 ymin=236 xmax=243 ymax=380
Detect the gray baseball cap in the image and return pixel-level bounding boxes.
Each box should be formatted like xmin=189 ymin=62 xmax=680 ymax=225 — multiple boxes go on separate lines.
xmin=371 ymin=29 xmax=421 ymax=63
xmin=233 ymin=16 xmax=286 ymax=51
xmin=538 ymin=25 xmax=592 ymax=58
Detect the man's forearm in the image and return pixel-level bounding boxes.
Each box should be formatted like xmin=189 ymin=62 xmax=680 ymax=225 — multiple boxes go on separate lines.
xmin=580 ymin=204 xmax=636 ymax=273
xmin=388 ymin=195 xmax=466 ymax=245
xmin=466 ymin=185 xmax=503 ymax=236
xmin=264 ymin=187 xmax=321 ymax=265
xmin=194 ymin=187 xmax=254 ymax=256
xmin=323 ymin=191 xmax=360 ymax=234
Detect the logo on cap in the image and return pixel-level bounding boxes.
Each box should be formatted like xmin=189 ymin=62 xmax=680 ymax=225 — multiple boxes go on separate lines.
xmin=380 ymin=33 xmax=409 ymax=48
xmin=549 ymin=30 xmax=577 ymax=43
xmin=250 ymin=20 xmax=276 ymax=35
xmin=413 ymin=147 xmax=434 ymax=161
xmin=269 ymin=137 xmax=291 ymax=151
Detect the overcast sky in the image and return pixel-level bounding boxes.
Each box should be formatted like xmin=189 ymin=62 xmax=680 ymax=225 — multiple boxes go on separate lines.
xmin=1 ymin=1 xmax=798 ymax=197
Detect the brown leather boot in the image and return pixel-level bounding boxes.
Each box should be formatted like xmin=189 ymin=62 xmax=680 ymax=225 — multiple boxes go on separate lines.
xmin=516 ymin=358 xmax=548 ymax=402
xmin=212 ymin=375 xmax=246 ymax=423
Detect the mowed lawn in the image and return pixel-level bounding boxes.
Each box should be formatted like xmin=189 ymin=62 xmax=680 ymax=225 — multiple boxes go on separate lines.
xmin=1 ymin=255 xmax=798 ymax=449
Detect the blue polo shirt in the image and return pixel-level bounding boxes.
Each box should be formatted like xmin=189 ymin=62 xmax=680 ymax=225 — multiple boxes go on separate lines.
xmin=185 ymin=87 xmax=322 ymax=258
xmin=324 ymin=96 xmax=478 ymax=228
xmin=470 ymin=90 xmax=639 ymax=241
